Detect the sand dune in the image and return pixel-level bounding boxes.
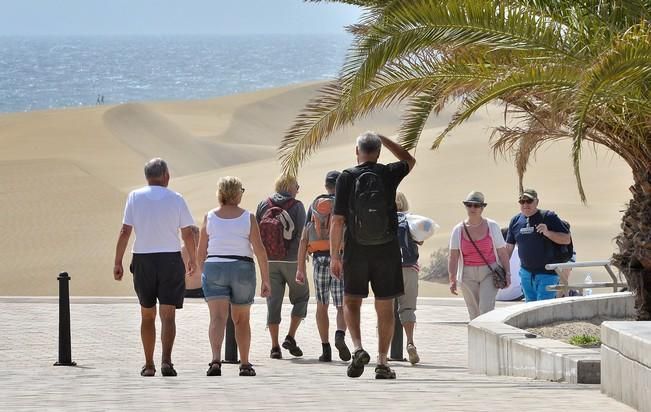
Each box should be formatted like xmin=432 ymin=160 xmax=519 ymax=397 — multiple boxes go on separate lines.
xmin=0 ymin=82 xmax=633 ymax=296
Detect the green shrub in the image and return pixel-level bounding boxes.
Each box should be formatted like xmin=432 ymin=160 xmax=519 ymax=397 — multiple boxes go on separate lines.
xmin=568 ymin=334 xmax=601 ymax=346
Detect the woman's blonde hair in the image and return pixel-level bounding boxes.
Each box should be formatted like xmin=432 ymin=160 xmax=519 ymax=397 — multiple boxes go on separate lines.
xmin=217 ymin=176 xmax=243 ymax=205
xmin=274 ymin=174 xmax=298 ymax=194
xmin=396 ymin=191 xmax=409 ymax=212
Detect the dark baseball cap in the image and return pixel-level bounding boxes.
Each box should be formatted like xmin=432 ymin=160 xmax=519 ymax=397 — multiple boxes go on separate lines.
xmin=325 ymin=170 xmax=341 ymax=185
xmin=520 ymin=188 xmax=538 ymax=200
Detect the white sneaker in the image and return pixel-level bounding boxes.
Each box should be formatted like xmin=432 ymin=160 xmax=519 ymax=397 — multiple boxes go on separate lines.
xmin=406 ymin=343 xmax=420 ymax=365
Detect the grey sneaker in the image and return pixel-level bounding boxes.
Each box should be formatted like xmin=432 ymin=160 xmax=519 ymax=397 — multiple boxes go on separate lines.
xmin=406 ymin=343 xmax=420 ymax=365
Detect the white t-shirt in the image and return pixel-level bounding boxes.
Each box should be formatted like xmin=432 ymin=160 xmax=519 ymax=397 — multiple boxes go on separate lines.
xmin=495 ymin=246 xmax=523 ymax=301
xmin=122 ymin=185 xmax=195 ymax=253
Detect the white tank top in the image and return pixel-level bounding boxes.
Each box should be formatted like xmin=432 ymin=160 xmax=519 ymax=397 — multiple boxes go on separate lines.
xmin=206 ymin=210 xmax=253 ymax=262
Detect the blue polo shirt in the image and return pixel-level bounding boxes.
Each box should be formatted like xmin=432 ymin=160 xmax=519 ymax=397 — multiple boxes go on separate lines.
xmin=506 ymin=210 xmax=569 ymax=274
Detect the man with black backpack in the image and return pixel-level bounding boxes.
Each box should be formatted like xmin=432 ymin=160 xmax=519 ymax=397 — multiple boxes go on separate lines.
xmin=256 ymin=174 xmax=308 ymax=359
xmin=330 ymin=131 xmax=416 ymax=380
xmin=296 ymin=170 xmax=351 ymax=363
xmin=505 ymin=189 xmax=572 ymax=302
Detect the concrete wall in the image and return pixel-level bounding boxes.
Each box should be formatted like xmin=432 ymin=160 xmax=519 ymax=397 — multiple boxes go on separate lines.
xmin=468 ymin=293 xmax=634 ymax=384
xmin=601 ymin=321 xmax=651 ymax=411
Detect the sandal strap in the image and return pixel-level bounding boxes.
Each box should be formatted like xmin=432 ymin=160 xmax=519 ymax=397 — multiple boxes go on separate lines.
xmin=209 ymin=360 xmax=222 ymax=367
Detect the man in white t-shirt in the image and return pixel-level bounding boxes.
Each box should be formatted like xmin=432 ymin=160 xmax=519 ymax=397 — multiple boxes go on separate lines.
xmin=113 ymin=158 xmax=197 ymax=377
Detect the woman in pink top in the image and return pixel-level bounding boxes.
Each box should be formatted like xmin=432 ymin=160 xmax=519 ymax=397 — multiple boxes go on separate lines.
xmin=448 ymin=191 xmax=511 ymax=320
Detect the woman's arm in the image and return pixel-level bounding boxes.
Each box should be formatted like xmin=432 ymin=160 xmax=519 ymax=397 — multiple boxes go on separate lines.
xmin=496 ymin=247 xmax=512 ymax=288
xmin=448 ymin=249 xmax=460 ymax=295
xmin=250 ymin=214 xmax=271 ymax=297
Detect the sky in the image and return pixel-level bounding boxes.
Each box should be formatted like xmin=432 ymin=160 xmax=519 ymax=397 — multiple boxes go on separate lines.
xmin=0 ymin=0 xmax=363 ymax=36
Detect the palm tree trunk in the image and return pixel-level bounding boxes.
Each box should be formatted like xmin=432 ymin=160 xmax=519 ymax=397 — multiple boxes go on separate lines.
xmin=612 ymin=170 xmax=651 ymax=320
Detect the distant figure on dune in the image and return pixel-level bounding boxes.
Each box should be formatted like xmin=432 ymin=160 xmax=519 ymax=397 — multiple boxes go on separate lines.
xmin=197 ymin=176 xmax=271 ymax=377
xmin=256 ymin=174 xmax=307 ymax=360
xmin=100 ymin=95 xmax=104 ymax=104
xmin=296 ymin=170 xmax=350 ymax=363
xmin=330 ymin=131 xmax=416 ymax=380
xmin=505 ymin=189 xmax=572 ymax=302
xmin=113 ymin=158 xmax=197 ymax=377
xmin=182 ymin=225 xmax=203 ymax=298
xmin=96 ymin=94 xmax=101 ymax=105
xmin=448 ymin=191 xmax=511 ymax=320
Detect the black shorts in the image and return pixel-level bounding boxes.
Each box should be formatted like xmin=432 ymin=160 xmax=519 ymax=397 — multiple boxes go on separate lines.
xmin=130 ymin=252 xmax=185 ymax=309
xmin=342 ymin=238 xmax=404 ymax=299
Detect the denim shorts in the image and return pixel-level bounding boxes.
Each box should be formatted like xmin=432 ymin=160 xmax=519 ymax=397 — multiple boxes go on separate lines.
xmin=202 ymin=260 xmax=256 ymax=305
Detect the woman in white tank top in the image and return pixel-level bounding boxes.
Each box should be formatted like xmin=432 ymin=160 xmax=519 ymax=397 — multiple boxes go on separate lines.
xmin=197 ymin=176 xmax=270 ymax=377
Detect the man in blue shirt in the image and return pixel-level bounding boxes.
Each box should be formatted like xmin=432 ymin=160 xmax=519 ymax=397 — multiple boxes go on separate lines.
xmin=505 ymin=189 xmax=571 ymax=301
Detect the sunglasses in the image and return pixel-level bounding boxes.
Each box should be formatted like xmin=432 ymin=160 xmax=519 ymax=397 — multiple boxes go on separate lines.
xmin=464 ymin=202 xmax=485 ymax=208
xmin=518 ymin=198 xmax=534 ymax=205
xmin=240 ymin=188 xmax=246 ymax=193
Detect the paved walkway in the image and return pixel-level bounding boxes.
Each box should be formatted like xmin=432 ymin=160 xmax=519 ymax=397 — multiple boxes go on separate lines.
xmin=0 ymin=298 xmax=632 ymax=411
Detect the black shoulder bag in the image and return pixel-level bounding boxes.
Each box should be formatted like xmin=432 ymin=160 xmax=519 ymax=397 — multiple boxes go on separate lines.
xmin=463 ymin=223 xmax=508 ymax=289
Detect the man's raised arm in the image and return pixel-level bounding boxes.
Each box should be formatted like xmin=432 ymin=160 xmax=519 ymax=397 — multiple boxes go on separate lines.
xmin=378 ymin=134 xmax=416 ymax=171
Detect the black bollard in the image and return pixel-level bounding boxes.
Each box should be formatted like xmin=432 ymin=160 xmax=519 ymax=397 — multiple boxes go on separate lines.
xmin=54 ymin=272 xmax=76 ymax=366
xmin=223 ymin=305 xmax=239 ymax=364
xmin=389 ymin=298 xmax=406 ymax=361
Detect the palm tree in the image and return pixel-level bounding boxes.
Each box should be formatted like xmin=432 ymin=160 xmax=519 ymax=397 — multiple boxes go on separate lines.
xmin=280 ymin=0 xmax=651 ymax=319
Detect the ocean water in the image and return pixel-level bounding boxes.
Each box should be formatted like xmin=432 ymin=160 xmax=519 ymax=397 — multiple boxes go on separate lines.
xmin=0 ymin=34 xmax=351 ymax=113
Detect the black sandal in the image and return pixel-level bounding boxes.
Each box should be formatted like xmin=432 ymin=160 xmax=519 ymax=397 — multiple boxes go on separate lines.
xmin=140 ymin=364 xmax=156 ymax=377
xmin=207 ymin=360 xmax=222 ymax=376
xmin=160 ymin=362 xmax=177 ymax=377
xmin=239 ymin=363 xmax=256 ymax=376
xmin=270 ymin=346 xmax=282 ymax=359
xmin=374 ymin=364 xmax=396 ymax=380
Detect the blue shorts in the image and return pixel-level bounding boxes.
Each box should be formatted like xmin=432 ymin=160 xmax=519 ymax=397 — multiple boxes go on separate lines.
xmin=202 ymin=260 xmax=256 ymax=305
xmin=519 ymin=267 xmax=559 ymax=302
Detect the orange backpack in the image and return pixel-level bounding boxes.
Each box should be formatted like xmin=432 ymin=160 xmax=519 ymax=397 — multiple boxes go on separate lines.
xmin=306 ymin=195 xmax=334 ymax=254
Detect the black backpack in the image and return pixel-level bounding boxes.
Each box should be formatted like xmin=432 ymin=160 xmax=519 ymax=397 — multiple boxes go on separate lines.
xmin=347 ymin=166 xmax=393 ymax=245
xmin=397 ymin=212 xmax=419 ymax=265
xmin=542 ymin=210 xmax=574 ymax=263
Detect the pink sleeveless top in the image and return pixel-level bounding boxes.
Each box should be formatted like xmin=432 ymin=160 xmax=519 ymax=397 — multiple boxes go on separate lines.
xmin=460 ymin=230 xmax=497 ymax=266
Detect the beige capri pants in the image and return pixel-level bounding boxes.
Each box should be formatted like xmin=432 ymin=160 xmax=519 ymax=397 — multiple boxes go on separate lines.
xmin=397 ymin=267 xmax=419 ymax=323
xmin=460 ymin=265 xmax=498 ymax=320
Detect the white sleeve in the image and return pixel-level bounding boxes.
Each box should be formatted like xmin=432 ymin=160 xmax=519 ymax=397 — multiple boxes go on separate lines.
xmin=449 ymin=224 xmax=461 ymax=250
xmin=178 ymin=196 xmax=195 ymax=229
xmin=122 ymin=192 xmax=134 ymax=226
xmin=490 ymin=221 xmax=507 ymax=249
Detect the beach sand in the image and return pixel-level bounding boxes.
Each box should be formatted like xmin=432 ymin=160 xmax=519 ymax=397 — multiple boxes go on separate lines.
xmin=0 ymin=82 xmax=632 ymax=296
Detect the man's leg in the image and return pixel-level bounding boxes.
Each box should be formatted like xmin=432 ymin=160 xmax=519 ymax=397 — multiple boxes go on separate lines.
xmin=285 ymin=262 xmax=308 ymax=356
xmin=266 ymin=264 xmax=285 ymax=353
xmin=316 ymin=302 xmax=330 ymax=343
xmin=159 ymin=304 xmax=177 ymax=367
xmin=344 ymin=296 xmax=363 ymax=350
xmin=519 ymin=268 xmax=537 ymax=302
xmin=336 ymin=306 xmax=346 ymax=332
xmin=140 ymin=306 xmax=157 ymax=368
xmin=536 ymin=274 xmax=560 ymax=301
xmin=375 ymin=298 xmax=395 ymax=365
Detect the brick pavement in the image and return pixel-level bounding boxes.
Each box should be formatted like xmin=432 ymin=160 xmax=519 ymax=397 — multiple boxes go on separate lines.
xmin=0 ymin=298 xmax=632 ymax=411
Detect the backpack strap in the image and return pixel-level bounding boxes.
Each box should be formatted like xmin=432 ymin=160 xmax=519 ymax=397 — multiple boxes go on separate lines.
xmin=268 ymin=197 xmax=297 ymax=211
